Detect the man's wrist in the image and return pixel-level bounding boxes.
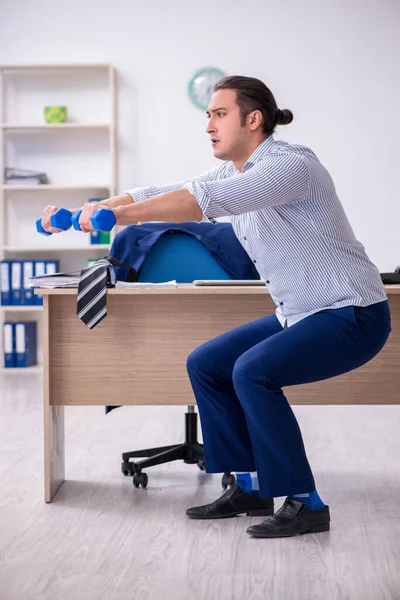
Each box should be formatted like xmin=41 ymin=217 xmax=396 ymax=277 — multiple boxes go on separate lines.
xmin=98 ymin=193 xmax=133 ymax=209
xmin=114 ymin=205 xmax=138 ymax=226
xmin=113 ymin=206 xmax=122 ymax=222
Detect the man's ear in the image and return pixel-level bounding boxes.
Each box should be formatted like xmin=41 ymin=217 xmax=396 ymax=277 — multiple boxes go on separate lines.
xmin=247 ymin=110 xmax=263 ymax=131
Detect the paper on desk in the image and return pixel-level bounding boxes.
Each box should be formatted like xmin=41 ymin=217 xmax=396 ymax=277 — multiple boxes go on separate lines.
xmin=115 ymin=280 xmax=177 ymax=288
xmin=29 ymin=271 xmax=81 ymax=288
xmin=30 ymin=274 xmax=178 ymax=289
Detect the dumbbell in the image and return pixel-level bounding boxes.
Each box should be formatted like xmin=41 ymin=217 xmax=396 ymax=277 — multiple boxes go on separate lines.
xmin=36 ymin=207 xmax=116 ymax=236
xmin=36 ymin=208 xmax=73 ymax=236
xmin=71 ymin=209 xmax=116 ymax=232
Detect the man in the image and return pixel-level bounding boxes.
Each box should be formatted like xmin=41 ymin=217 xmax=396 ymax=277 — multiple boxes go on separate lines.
xmin=41 ymin=76 xmax=391 ymax=538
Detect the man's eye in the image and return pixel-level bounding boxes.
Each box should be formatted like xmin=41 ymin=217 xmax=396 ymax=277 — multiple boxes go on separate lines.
xmin=217 ymin=112 xmax=225 ymax=117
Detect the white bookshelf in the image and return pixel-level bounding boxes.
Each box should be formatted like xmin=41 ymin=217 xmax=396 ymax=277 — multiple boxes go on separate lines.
xmin=2 ymin=185 xmax=110 ymax=191
xmin=0 ymin=365 xmax=43 ymax=375
xmin=0 ymin=64 xmax=113 ymax=70
xmin=0 ymin=306 xmax=42 ymax=312
xmin=1 ymin=124 xmax=111 ymax=130
xmin=0 ymin=63 xmax=118 ymax=371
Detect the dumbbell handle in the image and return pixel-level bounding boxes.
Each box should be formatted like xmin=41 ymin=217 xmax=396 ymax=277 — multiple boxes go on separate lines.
xmin=71 ymin=209 xmax=82 ymax=231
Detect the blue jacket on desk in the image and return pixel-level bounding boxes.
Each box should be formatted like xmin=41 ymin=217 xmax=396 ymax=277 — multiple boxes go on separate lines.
xmin=105 ymin=221 xmax=260 ymax=415
xmin=109 ymin=221 xmax=260 ymax=282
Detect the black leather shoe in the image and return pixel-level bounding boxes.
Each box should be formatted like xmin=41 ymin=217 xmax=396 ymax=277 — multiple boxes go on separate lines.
xmin=246 ymin=497 xmax=330 ymax=538
xmin=186 ymin=484 xmax=274 ymax=520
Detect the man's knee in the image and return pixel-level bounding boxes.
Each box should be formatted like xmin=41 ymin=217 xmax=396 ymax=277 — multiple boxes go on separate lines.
xmin=186 ymin=342 xmax=213 ymax=375
xmin=232 ymin=355 xmax=251 ymax=386
xmin=233 ymin=354 xmax=279 ymax=390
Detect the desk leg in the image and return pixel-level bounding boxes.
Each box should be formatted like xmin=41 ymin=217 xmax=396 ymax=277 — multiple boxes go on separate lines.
xmin=43 ymin=296 xmax=65 ymax=502
xmin=44 ymin=405 xmax=65 ymax=502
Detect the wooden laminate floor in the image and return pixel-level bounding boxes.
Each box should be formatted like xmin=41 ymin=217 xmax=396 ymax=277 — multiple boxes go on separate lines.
xmin=0 ymin=373 xmax=399 ymax=600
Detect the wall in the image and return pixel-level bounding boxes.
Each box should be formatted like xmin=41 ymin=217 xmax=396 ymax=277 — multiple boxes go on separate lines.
xmin=0 ymin=0 xmax=399 ymax=269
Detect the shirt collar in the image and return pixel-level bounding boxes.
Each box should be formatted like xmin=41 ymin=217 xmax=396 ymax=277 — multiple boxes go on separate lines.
xmin=242 ymin=135 xmax=275 ymax=172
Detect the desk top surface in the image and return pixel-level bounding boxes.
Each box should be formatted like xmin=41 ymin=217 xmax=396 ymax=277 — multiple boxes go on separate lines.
xmin=36 ymin=283 xmax=400 ymax=296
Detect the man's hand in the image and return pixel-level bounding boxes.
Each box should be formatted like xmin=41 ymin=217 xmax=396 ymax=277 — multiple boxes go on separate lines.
xmin=39 ymin=200 xmax=132 ymax=234
xmin=77 ymin=193 xmax=137 ymax=230
xmin=78 ymin=202 xmax=112 ymax=232
xmin=41 ymin=205 xmax=72 ymax=234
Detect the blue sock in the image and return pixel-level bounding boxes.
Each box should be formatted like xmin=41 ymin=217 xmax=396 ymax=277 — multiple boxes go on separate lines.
xmin=235 ymin=472 xmax=259 ymax=494
xmin=288 ymin=490 xmax=326 ymax=510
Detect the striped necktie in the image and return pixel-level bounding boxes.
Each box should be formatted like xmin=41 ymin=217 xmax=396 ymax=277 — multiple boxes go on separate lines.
xmin=77 ymin=258 xmax=110 ymax=329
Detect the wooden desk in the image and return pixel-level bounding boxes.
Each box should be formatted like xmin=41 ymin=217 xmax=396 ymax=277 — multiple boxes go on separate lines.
xmin=39 ymin=284 xmax=400 ymax=502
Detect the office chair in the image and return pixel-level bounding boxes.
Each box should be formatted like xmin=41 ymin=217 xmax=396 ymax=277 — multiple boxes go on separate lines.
xmin=120 ymin=230 xmax=236 ymax=489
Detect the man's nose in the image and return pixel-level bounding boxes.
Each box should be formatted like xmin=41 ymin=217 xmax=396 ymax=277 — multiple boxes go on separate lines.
xmin=206 ymin=119 xmax=216 ymax=134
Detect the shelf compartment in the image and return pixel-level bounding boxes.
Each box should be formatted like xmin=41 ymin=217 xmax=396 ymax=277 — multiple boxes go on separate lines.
xmin=0 ymin=365 xmax=43 ymax=375
xmin=2 ymin=184 xmax=111 ymax=191
xmin=1 ymin=124 xmax=111 ymax=130
xmin=0 ymin=305 xmax=43 ymax=312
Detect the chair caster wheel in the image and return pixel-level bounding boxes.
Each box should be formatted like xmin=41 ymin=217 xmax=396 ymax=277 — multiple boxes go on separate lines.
xmin=197 ymin=460 xmax=206 ymax=471
xmin=121 ymin=461 xmax=133 ymax=476
xmin=221 ymin=472 xmax=235 ymax=489
xmin=133 ymin=472 xmax=148 ymax=488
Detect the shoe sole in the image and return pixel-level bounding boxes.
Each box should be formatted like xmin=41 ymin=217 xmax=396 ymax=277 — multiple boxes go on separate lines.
xmin=247 ymin=522 xmax=330 ymax=538
xmin=186 ymin=507 xmax=274 ymax=520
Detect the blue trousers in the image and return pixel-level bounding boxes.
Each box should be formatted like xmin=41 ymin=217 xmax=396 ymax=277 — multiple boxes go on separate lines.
xmin=186 ymin=300 xmax=391 ymax=498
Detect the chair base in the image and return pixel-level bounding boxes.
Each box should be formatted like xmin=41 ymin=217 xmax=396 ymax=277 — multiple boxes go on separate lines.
xmin=121 ymin=408 xmax=210 ymax=487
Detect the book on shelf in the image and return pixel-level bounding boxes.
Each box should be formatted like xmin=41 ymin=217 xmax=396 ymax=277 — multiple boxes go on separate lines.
xmin=4 ymin=167 xmax=49 ymax=185
xmin=1 ymin=260 xmax=58 ymax=305
xmin=3 ymin=321 xmax=37 ymax=368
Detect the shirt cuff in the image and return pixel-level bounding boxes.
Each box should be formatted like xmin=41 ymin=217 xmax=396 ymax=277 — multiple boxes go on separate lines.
xmin=124 ymin=187 xmax=146 ymax=203
xmin=183 ymin=181 xmax=217 ymax=225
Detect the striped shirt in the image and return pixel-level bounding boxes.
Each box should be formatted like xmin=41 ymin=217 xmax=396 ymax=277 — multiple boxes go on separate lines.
xmin=126 ymin=135 xmax=387 ymax=327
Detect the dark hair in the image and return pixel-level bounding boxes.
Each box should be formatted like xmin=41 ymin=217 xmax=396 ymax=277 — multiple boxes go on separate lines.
xmin=214 ymin=75 xmax=293 ymax=135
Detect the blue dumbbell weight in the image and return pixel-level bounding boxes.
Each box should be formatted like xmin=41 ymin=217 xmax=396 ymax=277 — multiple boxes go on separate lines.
xmin=72 ymin=208 xmax=115 ymax=231
xmin=91 ymin=209 xmax=116 ymax=232
xmin=36 ymin=219 xmax=52 ymax=236
xmin=71 ymin=209 xmax=83 ymax=231
xmin=36 ymin=208 xmax=73 ymax=236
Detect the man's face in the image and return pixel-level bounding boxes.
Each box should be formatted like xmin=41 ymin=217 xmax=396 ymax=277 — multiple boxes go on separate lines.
xmin=206 ymin=89 xmax=249 ymax=162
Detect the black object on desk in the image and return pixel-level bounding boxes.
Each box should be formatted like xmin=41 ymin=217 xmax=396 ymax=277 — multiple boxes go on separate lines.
xmin=380 ymin=272 xmax=400 ymax=284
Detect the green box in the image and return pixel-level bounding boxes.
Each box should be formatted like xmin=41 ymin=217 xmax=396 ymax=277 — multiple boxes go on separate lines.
xmin=99 ymin=231 xmax=110 ymax=244
xmin=44 ymin=106 xmax=67 ymax=123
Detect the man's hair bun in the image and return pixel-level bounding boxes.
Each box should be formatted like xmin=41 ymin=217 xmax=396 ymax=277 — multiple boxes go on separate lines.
xmin=276 ymin=109 xmax=294 ymax=126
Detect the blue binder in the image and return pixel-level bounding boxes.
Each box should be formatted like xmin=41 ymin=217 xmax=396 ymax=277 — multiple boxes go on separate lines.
xmin=90 ymin=230 xmax=101 ymax=244
xmin=15 ymin=321 xmax=37 ymax=368
xmin=22 ymin=261 xmax=35 ymax=305
xmin=1 ymin=260 xmax=12 ymax=305
xmin=3 ymin=322 xmax=15 ymax=368
xmin=34 ymin=261 xmax=46 ymax=305
xmin=45 ymin=260 xmax=59 ymax=275
xmin=11 ymin=261 xmax=23 ymax=305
